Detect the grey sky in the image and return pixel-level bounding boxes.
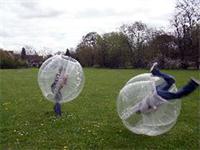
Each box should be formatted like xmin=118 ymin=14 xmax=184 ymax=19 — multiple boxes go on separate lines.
xmin=0 ymin=0 xmax=176 ymax=53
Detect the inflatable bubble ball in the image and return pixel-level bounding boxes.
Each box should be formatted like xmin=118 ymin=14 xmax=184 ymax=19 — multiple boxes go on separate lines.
xmin=117 ymin=73 xmax=181 ymax=136
xmin=38 ymin=54 xmax=85 ymax=104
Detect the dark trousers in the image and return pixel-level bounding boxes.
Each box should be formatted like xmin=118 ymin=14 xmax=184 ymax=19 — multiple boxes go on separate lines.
xmin=154 ymin=70 xmax=199 ymax=100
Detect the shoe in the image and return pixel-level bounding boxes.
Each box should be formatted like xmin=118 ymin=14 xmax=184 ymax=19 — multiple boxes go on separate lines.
xmin=191 ymin=77 xmax=200 ymax=86
xmin=169 ymin=75 xmax=176 ymax=84
xmin=150 ymin=62 xmax=158 ymax=73
xmin=54 ymin=103 xmax=62 ymax=116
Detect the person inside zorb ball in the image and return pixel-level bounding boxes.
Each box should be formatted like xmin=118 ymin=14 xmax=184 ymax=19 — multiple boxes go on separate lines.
xmin=38 ymin=54 xmax=84 ymax=116
xmin=117 ymin=62 xmax=199 ymax=136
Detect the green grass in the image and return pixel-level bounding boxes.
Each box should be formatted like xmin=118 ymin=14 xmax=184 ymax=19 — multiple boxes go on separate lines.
xmin=0 ymin=68 xmax=199 ymax=150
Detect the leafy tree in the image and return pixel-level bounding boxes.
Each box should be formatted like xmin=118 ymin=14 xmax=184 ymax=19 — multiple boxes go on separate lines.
xmin=76 ymin=32 xmax=100 ymax=67
xmin=82 ymin=32 xmax=100 ymax=47
xmin=99 ymin=32 xmax=131 ymax=68
xmin=120 ymin=21 xmax=151 ymax=67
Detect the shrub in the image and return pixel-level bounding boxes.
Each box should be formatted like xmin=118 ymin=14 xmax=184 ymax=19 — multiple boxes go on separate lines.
xmin=0 ymin=49 xmax=27 ymax=69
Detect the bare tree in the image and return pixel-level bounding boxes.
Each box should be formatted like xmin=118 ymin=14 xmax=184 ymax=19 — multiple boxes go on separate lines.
xmin=171 ymin=0 xmax=200 ymax=68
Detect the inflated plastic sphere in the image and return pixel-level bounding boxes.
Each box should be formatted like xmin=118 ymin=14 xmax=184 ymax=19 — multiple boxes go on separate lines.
xmin=117 ymin=73 xmax=181 ymax=136
xmin=38 ymin=54 xmax=84 ymax=103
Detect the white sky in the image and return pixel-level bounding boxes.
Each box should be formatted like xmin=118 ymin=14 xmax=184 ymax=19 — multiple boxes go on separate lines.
xmin=0 ymin=0 xmax=176 ymax=53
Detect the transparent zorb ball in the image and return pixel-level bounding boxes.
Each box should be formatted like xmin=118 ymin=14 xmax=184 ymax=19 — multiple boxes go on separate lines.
xmin=38 ymin=55 xmax=85 ymax=104
xmin=117 ymin=73 xmax=181 ymax=136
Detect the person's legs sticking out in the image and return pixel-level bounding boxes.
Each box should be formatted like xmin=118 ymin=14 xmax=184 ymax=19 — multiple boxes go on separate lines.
xmin=150 ymin=62 xmax=175 ymax=91
xmin=157 ymin=77 xmax=200 ymax=100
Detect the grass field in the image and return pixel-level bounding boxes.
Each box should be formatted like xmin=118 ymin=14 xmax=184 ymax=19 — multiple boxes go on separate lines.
xmin=0 ymin=68 xmax=199 ymax=149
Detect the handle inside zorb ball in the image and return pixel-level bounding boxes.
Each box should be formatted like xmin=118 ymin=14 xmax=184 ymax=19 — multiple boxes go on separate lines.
xmin=117 ymin=73 xmax=181 ymax=136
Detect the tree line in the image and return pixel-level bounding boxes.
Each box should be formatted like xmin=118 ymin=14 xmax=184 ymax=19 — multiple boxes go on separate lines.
xmin=0 ymin=49 xmax=27 ymax=69
xmin=73 ymin=0 xmax=199 ymax=69
xmin=0 ymin=0 xmax=199 ymax=69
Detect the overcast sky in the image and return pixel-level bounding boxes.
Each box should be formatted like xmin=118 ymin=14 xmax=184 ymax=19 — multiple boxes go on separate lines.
xmin=0 ymin=0 xmax=176 ymax=53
